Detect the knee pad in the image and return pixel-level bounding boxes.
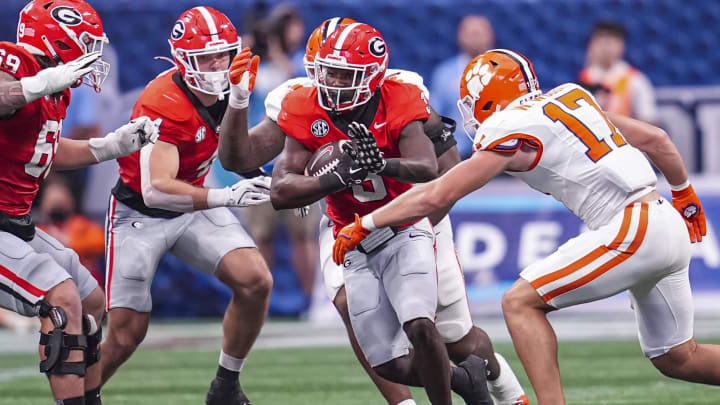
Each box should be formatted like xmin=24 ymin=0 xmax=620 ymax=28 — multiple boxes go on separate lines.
xmin=83 ymin=314 xmax=102 ymax=367
xmin=37 ymin=303 xmax=87 ymax=376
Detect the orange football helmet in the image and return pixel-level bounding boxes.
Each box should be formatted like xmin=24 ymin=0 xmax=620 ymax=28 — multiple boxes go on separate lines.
xmin=304 ymin=17 xmax=356 ymax=80
xmin=457 ymin=49 xmax=540 ymax=137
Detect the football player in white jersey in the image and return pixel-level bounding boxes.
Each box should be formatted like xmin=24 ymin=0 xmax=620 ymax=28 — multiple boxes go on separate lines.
xmin=220 ymin=19 xmax=529 ymax=405
xmin=333 ymin=49 xmax=718 ymax=405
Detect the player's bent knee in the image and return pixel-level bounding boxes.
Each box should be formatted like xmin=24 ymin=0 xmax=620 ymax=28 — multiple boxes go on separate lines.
xmin=37 ymin=302 xmax=87 ymax=377
xmin=650 ymin=340 xmax=696 ymax=378
xmin=403 ymin=317 xmax=437 ymax=346
xmin=82 ymin=288 xmax=106 ymax=323
xmin=45 ymin=280 xmax=83 ymax=319
xmin=374 ymin=359 xmax=404 ymax=381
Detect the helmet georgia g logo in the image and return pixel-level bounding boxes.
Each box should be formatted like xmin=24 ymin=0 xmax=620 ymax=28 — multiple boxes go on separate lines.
xmin=50 ymin=6 xmax=83 ymax=26
xmin=368 ymin=37 xmax=386 ymax=58
xmin=171 ymin=21 xmax=186 ymax=41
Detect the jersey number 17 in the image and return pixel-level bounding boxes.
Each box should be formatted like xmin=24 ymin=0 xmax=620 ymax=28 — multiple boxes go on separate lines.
xmin=543 ymin=88 xmax=626 ymax=162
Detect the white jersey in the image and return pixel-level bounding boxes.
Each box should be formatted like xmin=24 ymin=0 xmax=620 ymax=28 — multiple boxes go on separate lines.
xmin=264 ymin=69 xmax=429 ymax=123
xmin=474 ymin=83 xmax=656 ymax=230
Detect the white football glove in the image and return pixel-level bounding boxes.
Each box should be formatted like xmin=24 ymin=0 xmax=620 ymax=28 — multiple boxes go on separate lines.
xmin=88 ymin=116 xmax=158 ymax=162
xmin=207 ymin=176 xmax=272 ymax=208
xmin=20 ymin=52 xmax=101 ymax=103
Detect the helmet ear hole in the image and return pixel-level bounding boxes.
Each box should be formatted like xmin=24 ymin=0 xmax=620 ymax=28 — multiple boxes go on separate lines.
xmin=481 ymin=101 xmax=493 ymax=111
xmin=43 ymin=2 xmax=54 ymax=10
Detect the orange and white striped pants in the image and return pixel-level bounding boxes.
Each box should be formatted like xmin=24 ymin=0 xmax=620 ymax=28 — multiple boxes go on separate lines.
xmin=521 ymin=198 xmax=694 ymax=358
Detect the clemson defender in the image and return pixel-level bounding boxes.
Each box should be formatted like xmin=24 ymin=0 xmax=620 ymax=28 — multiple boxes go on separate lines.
xmin=0 ymin=1 xmax=157 ymax=404
xmin=99 ymin=7 xmax=272 ymax=405
xmin=333 ymin=49 xmax=720 ymax=405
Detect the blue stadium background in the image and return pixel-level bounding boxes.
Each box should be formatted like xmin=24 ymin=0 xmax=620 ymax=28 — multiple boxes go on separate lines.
xmin=2 ymin=0 xmax=718 ymax=90
xmin=2 ymin=0 xmax=718 ymax=318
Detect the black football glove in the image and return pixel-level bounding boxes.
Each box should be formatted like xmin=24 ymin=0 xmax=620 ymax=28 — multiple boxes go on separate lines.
xmin=331 ymin=148 xmax=368 ymax=187
xmin=347 ymin=122 xmax=387 ymax=173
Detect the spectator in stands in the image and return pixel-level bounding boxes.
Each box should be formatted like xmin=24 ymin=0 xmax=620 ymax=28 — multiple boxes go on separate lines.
xmin=579 ymin=21 xmax=657 ymax=123
xmin=36 ymin=176 xmax=106 ymax=286
xmin=430 ymin=15 xmax=495 ymax=158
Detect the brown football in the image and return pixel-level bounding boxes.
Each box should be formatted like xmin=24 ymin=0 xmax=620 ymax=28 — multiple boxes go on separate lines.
xmin=304 ymin=140 xmax=351 ymax=177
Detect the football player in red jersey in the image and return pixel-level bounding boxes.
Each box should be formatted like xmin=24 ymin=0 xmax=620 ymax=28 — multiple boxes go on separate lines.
xmin=99 ymin=7 xmax=272 ymax=405
xmin=221 ymin=17 xmax=528 ymax=405
xmin=268 ymin=23 xmax=491 ymax=405
xmin=0 ymin=1 xmax=156 ymax=404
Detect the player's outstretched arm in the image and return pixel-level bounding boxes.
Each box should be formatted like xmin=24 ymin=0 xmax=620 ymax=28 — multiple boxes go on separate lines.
xmin=219 ymin=48 xmax=284 ymax=173
xmin=270 ymin=136 xmax=346 ymax=210
xmin=380 ymin=120 xmax=438 ymax=183
xmin=333 ymin=150 xmax=514 ymax=264
xmin=608 ymin=111 xmax=706 ymax=242
xmin=0 ymin=53 xmax=101 ymax=118
xmin=219 ymin=114 xmax=285 ymax=173
xmin=608 ymin=112 xmax=688 ymax=185
xmin=142 ymin=140 xmax=271 ymax=212
xmin=53 ymin=117 xmax=158 ymax=170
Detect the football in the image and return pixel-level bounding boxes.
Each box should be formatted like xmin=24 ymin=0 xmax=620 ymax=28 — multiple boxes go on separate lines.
xmin=304 ymin=140 xmax=351 ymax=177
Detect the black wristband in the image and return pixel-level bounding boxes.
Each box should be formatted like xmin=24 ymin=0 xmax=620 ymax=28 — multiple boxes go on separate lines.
xmin=319 ymin=172 xmax=346 ymax=191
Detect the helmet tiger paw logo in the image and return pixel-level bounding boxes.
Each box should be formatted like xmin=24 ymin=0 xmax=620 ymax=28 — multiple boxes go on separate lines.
xmin=464 ymin=62 xmax=495 ymax=97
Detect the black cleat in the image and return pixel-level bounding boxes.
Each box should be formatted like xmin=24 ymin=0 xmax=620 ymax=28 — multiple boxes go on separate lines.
xmin=452 ymin=354 xmax=494 ymax=405
xmin=206 ymin=376 xmax=252 ymax=405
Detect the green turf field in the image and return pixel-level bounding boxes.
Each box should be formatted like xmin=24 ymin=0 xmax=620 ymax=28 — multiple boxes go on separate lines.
xmin=2 ymin=340 xmax=719 ymax=404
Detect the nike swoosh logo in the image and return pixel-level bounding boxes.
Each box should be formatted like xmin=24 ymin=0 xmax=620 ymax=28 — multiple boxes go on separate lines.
xmin=349 ymin=167 xmax=363 ymax=174
xmin=408 ymin=233 xmax=426 ymax=238
xmin=373 ymin=122 xmax=387 ymax=129
xmin=309 ymin=146 xmax=334 ymax=172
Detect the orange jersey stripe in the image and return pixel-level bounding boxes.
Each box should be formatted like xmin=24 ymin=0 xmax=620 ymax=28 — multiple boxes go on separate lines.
xmin=540 ymin=203 xmax=649 ymax=302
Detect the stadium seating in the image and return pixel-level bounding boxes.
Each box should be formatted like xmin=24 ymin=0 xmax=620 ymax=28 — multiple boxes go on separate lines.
xmin=1 ymin=0 xmax=717 ymax=92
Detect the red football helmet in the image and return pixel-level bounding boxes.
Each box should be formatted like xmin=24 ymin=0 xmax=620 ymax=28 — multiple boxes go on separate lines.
xmin=315 ymin=23 xmax=389 ymax=112
xmin=16 ymin=0 xmax=109 ymax=91
xmin=169 ymin=7 xmax=241 ymax=97
xmin=304 ymin=17 xmax=356 ymax=81
xmin=457 ymin=49 xmax=540 ymax=137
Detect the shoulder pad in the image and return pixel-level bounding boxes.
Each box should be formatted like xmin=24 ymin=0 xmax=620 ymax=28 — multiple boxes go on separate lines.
xmin=265 ymin=77 xmax=313 ymax=122
xmin=385 ymin=69 xmax=429 ymax=101
xmin=0 ymin=42 xmax=40 ymax=78
xmin=134 ymin=69 xmax=193 ymax=123
xmin=280 ymin=86 xmax=318 ymax=117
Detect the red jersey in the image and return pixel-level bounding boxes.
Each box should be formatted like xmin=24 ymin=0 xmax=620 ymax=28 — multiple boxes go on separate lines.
xmin=278 ymin=80 xmax=430 ymax=232
xmin=118 ymin=69 xmax=220 ymax=193
xmin=0 ymin=42 xmax=71 ymax=216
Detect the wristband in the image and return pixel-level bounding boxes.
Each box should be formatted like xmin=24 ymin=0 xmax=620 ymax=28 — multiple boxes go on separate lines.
xmin=19 ymin=75 xmax=49 ymax=103
xmin=206 ymin=187 xmax=229 ymax=208
xmin=361 ymin=214 xmax=378 ymax=231
xmin=670 ymin=179 xmax=691 ymax=192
